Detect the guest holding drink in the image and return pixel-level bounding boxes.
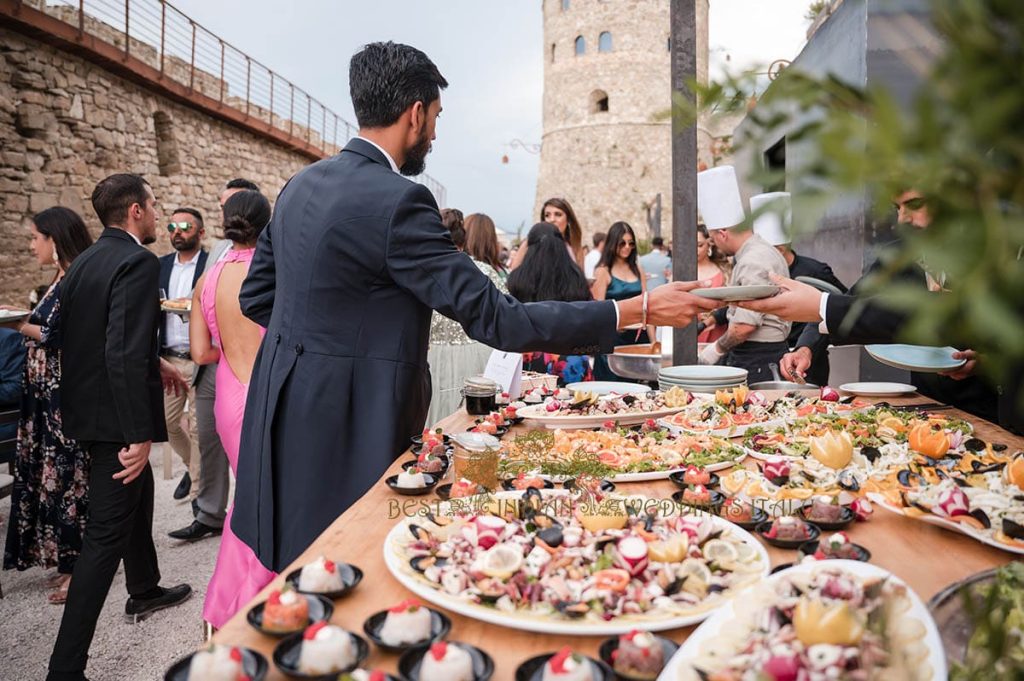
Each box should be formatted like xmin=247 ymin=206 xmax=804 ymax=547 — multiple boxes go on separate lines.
xmin=3 ymin=207 xmax=92 ymax=605
xmin=189 ymin=190 xmax=276 ymax=628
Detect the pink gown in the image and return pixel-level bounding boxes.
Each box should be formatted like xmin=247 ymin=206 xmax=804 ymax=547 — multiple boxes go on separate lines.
xmin=200 ymin=248 xmax=276 ymax=628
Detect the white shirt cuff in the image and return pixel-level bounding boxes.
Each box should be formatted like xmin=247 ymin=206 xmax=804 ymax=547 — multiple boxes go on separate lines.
xmin=817 ymin=292 xmax=830 ymax=334
xmin=612 ymin=300 xmax=621 ymax=329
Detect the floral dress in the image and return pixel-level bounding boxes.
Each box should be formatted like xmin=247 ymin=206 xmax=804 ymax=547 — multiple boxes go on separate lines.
xmin=3 ymin=285 xmax=89 ymax=574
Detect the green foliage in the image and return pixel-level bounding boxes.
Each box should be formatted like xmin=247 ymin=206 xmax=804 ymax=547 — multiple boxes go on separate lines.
xmin=675 ymin=0 xmax=1024 ymax=380
xmin=805 ymin=0 xmax=830 ymax=22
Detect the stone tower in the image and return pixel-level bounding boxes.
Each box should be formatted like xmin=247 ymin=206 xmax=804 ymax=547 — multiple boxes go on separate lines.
xmin=534 ymin=0 xmax=710 ymax=243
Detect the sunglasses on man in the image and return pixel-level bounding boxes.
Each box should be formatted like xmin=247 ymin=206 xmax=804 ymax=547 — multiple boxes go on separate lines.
xmin=166 ymin=221 xmax=196 ymax=233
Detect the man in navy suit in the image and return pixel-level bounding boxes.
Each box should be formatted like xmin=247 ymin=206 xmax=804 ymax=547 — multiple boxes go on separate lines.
xmin=234 ymin=42 xmax=722 ymax=571
xmin=157 ymin=208 xmax=210 ymax=507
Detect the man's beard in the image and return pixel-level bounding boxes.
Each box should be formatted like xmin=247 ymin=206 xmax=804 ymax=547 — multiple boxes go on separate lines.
xmin=173 ymin=234 xmax=201 ymax=251
xmin=400 ymin=131 xmax=431 ymax=176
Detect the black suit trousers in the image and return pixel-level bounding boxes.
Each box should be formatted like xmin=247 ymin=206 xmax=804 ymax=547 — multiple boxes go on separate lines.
xmin=48 ymin=442 xmax=160 ymax=677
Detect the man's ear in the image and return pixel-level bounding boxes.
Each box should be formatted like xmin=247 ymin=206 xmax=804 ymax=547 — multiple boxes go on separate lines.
xmin=409 ymin=100 xmax=425 ymax=133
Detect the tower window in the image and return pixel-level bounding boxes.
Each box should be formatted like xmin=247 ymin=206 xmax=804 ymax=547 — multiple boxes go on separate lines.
xmin=667 ymin=36 xmax=671 ymax=51
xmin=575 ymin=35 xmax=585 ymax=56
xmin=599 ymin=32 xmax=613 ymax=52
xmin=561 ymin=0 xmax=570 ymax=10
xmin=551 ymin=42 xmax=556 ymax=63
xmin=590 ymin=89 xmax=609 ymax=113
xmin=153 ymin=111 xmax=181 ymax=176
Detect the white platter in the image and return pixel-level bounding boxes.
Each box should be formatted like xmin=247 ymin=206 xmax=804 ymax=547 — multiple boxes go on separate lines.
xmin=690 ymin=284 xmax=779 ymax=302
xmin=659 ymin=365 xmax=748 ymax=382
xmin=659 ymin=559 xmax=947 ymax=681
xmin=384 ymin=493 xmax=770 ymax=636
xmin=868 ymin=494 xmax=1024 ymax=556
xmin=536 ymin=450 xmax=748 ymax=484
xmin=840 ymin=381 xmax=918 ymax=397
xmin=517 ymin=403 xmax=686 ymax=429
xmin=658 ymin=416 xmax=788 ymax=440
xmin=564 ymin=381 xmax=650 ymax=395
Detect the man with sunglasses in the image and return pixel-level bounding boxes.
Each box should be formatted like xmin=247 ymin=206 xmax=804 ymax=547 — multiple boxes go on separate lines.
xmin=157 ymin=209 xmax=212 ymax=513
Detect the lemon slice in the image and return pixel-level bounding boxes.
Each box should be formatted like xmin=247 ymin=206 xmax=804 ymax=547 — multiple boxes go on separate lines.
xmin=702 ymin=539 xmax=738 ymax=564
xmin=733 ymin=542 xmax=759 ymax=564
xmin=481 ymin=544 xmax=523 ymax=579
xmin=679 ymin=558 xmax=712 ymax=583
xmin=648 ymin=533 xmax=689 ymax=563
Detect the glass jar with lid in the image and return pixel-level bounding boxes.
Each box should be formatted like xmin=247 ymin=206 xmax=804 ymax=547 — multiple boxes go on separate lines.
xmin=451 ymin=431 xmax=501 ymax=491
xmin=462 ymin=375 xmax=499 ymax=416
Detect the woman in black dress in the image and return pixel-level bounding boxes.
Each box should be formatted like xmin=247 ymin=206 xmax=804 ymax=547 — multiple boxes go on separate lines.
xmin=3 ymin=207 xmax=93 ymax=603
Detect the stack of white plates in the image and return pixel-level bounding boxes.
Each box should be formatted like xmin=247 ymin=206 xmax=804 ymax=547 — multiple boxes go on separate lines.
xmin=658 ymin=365 xmax=748 ymax=392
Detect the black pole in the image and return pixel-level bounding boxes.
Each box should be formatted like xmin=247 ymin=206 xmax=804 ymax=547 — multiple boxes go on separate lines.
xmin=670 ymin=0 xmax=698 ymax=364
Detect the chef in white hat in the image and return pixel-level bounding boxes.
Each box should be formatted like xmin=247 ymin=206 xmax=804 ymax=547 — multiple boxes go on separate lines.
xmin=750 ymin=192 xmax=847 ymax=385
xmin=697 ymin=167 xmax=791 ymax=382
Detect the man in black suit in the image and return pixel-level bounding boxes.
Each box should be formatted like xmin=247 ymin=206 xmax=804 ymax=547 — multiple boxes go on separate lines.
xmin=233 ymin=42 xmax=723 ymax=572
xmin=47 ymin=174 xmax=191 ymax=681
xmin=157 ymin=208 xmax=209 ymax=505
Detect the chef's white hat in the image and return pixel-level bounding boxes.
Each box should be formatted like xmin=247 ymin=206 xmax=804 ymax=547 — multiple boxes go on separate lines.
xmin=697 ymin=165 xmax=745 ymax=230
xmin=750 ymin=192 xmax=792 ymax=246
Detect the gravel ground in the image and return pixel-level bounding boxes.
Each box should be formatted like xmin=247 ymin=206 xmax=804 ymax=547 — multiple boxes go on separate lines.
xmin=0 ymin=444 xmax=223 ymax=680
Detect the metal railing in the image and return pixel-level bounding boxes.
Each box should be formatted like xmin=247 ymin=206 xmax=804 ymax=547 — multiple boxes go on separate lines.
xmin=12 ymin=0 xmax=447 ymax=205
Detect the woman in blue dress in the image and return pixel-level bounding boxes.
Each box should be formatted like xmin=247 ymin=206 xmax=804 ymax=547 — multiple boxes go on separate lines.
xmin=591 ymin=221 xmax=656 ymax=380
xmin=3 ymin=207 xmax=93 ymax=604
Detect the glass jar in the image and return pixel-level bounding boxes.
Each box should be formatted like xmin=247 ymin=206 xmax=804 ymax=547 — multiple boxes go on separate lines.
xmin=452 ymin=432 xmax=501 ymax=491
xmin=462 ymin=375 xmax=498 ymax=416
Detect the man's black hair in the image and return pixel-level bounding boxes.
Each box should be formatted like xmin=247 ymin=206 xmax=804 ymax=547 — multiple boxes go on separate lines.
xmin=349 ymin=41 xmax=448 ymax=128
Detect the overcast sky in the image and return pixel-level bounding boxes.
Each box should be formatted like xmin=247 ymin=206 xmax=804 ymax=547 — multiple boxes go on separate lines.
xmin=172 ymin=0 xmax=814 ymax=233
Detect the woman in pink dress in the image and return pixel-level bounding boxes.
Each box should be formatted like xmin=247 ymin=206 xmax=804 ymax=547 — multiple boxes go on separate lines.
xmin=188 ymin=189 xmax=274 ymax=628
xmin=696 ymin=223 xmax=731 ymax=344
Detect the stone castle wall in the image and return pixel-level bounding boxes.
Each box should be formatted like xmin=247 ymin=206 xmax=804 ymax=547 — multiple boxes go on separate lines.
xmin=0 ymin=25 xmax=312 ymax=305
xmin=534 ymin=0 xmax=711 ymax=243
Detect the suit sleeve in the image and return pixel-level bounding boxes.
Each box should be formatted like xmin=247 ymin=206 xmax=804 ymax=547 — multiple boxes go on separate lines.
xmin=387 ymin=183 xmax=620 ymax=355
xmin=0 ymin=332 xmax=25 ymax=406
xmin=824 ymin=293 xmax=907 ymax=345
xmin=239 ymin=220 xmax=276 ymax=328
xmin=105 ymin=252 xmax=161 ymax=443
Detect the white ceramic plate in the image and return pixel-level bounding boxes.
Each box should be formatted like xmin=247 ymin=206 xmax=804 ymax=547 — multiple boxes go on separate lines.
xmin=658 ymin=416 xmax=788 ymax=440
xmin=0 ymin=309 xmax=31 ymax=322
xmin=537 ymin=450 xmax=748 ymax=484
xmin=868 ymin=494 xmax=1024 ymax=555
xmin=840 ymin=381 xmax=917 ymax=397
xmin=659 ymin=559 xmax=947 ymax=681
xmin=659 ymin=365 xmax=749 ymax=382
xmin=691 ymin=285 xmax=779 ymax=302
xmin=385 ymin=494 xmax=770 ymax=635
xmin=564 ymin=381 xmax=650 ymax=395
xmin=794 ymin=275 xmax=845 ymax=295
xmin=865 ymin=344 xmax=966 ymax=373
xmin=517 ymin=403 xmax=686 ymax=429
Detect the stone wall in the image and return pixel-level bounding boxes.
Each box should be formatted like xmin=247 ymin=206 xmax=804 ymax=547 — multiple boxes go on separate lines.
xmin=0 ymin=25 xmax=312 ymax=305
xmin=534 ymin=0 xmax=712 ymax=243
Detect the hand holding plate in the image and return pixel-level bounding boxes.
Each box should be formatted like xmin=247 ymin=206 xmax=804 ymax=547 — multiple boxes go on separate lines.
xmin=735 ymin=273 xmax=824 ymax=322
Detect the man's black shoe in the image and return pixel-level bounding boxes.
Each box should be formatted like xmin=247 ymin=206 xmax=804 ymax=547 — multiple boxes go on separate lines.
xmin=172 ymin=472 xmax=191 ymax=500
xmin=124 ymin=583 xmax=192 ymax=623
xmin=168 ymin=520 xmax=222 ymax=542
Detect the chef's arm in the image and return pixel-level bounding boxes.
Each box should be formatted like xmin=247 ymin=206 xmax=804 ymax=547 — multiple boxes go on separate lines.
xmin=715 ymin=322 xmax=757 ymax=353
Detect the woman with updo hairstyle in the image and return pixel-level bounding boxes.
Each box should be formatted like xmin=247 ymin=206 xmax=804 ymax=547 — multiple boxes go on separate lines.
xmin=189 ymin=189 xmax=275 ymax=628
xmin=4 ymin=206 xmax=93 ymax=604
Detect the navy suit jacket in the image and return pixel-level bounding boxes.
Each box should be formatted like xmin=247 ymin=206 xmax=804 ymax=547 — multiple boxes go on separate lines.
xmin=234 ymin=138 xmax=620 ymax=570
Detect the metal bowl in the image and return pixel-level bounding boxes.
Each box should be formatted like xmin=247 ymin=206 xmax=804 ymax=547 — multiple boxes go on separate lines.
xmin=607 ymin=344 xmax=671 ymax=381
xmin=748 ymin=380 xmax=819 ymax=391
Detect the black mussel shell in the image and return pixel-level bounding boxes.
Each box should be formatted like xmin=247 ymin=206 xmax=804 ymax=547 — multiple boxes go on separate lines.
xmin=964 ymin=437 xmax=987 ymax=452
xmin=700 ymin=406 xmax=714 ymax=421
xmin=475 ymin=580 xmax=507 ymax=602
xmin=861 ymin=446 xmax=882 ymax=463
xmin=897 ymin=469 xmax=925 ymax=488
xmin=536 ymin=526 xmax=564 ymax=548
xmin=953 ymin=477 xmax=971 ymax=488
xmin=425 ymin=511 xmax=453 ymax=527
xmin=838 ymin=470 xmax=860 ymax=491
xmin=993 ymin=443 xmax=1009 ymax=452
xmin=708 ymin=583 xmax=727 ymax=593
xmin=408 ymin=524 xmax=435 ymax=542
xmin=971 ymin=460 xmax=1006 ymax=474
xmin=555 ymin=600 xmax=590 ymax=618
xmin=410 ymin=555 xmax=448 ymax=572
xmin=1003 ymin=518 xmax=1024 ymax=540
xmin=622 ymin=394 xmax=638 ymax=406
xmin=663 ymin=577 xmax=685 ymax=596
xmin=644 ymin=513 xmax=657 ymax=533
xmin=901 ymin=490 xmax=932 ymax=514
xmin=969 ymin=509 xmax=992 ymax=529
xmin=527 ymin=512 xmax=560 ymax=530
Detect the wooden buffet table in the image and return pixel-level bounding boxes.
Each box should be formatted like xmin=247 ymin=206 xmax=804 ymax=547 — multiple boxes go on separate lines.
xmin=211 ymin=392 xmax=1023 ymax=680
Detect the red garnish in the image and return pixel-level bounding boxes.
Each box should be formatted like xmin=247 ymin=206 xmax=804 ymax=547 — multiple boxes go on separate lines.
xmin=610 ymin=649 xmax=619 ymax=660
xmin=267 ymin=590 xmax=281 ymax=606
xmin=324 ymin=559 xmax=336 ymax=574
xmin=603 ymin=420 xmax=616 ymax=430
xmin=623 ymin=629 xmax=640 ymax=642
xmin=388 ymin=598 xmax=421 ymax=614
xmin=549 ymin=646 xmax=574 ymax=673
xmin=643 ymin=647 xmax=650 ymax=657
xmin=765 ymin=525 xmax=779 ymax=539
xmin=229 ymin=647 xmax=243 ymax=662
xmin=813 ymin=549 xmax=827 ymax=560
xmin=369 ymin=672 xmax=386 ymax=681
xmin=303 ymin=620 xmax=329 ymax=640
xmin=429 ymin=641 xmax=448 ymax=661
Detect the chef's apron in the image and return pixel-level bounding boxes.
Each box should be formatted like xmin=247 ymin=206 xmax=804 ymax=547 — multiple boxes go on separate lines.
xmin=724 ymin=341 xmax=789 ymax=385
